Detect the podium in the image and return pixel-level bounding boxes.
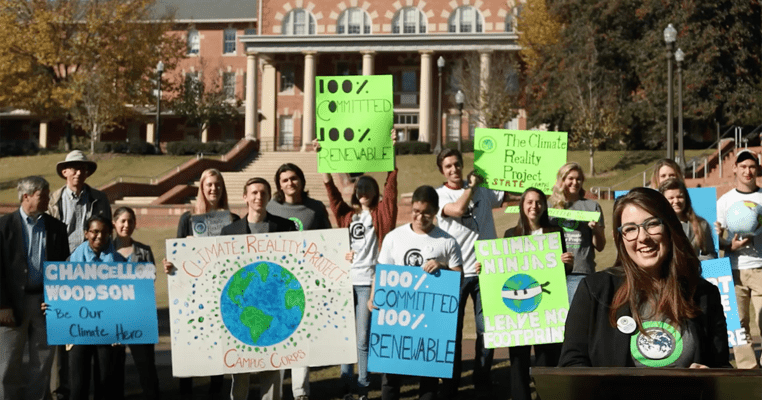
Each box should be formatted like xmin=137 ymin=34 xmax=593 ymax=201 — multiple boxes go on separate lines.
xmin=531 ymin=367 xmax=762 ymax=400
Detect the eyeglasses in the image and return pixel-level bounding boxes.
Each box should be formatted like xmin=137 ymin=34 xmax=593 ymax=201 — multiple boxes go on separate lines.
xmin=617 ymin=217 xmax=664 ymax=241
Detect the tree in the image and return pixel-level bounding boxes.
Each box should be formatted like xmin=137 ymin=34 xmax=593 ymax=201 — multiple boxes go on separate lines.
xmin=0 ymin=0 xmax=185 ymax=150
xmin=517 ymin=0 xmax=562 ymax=72
xmin=168 ymin=60 xmax=242 ymax=141
xmin=450 ymin=51 xmax=522 ymax=129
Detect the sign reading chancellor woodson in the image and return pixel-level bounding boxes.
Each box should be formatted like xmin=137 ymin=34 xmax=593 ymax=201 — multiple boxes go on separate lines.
xmin=474 ymin=128 xmax=568 ymax=194
xmin=475 ymin=232 xmax=569 ymax=348
xmin=44 ymin=262 xmax=159 ymax=345
xmin=165 ymin=229 xmax=357 ymax=377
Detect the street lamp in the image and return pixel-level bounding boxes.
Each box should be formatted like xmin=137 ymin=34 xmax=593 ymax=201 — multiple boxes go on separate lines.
xmin=155 ymin=60 xmax=164 ymax=154
xmin=455 ymin=89 xmax=464 ymax=153
xmin=664 ymin=23 xmax=676 ymax=160
xmin=675 ymin=48 xmax=685 ymax=169
xmin=435 ymin=56 xmax=445 ymax=154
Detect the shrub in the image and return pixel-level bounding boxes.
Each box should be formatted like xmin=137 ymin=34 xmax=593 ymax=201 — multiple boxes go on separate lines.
xmin=94 ymin=141 xmax=157 ymax=154
xmin=0 ymin=140 xmax=39 ymax=156
xmin=443 ymin=140 xmax=474 ymax=153
xmin=166 ymin=141 xmax=237 ymax=155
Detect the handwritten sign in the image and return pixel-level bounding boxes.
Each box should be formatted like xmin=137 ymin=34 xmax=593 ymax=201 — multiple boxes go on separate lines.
xmin=165 ymin=229 xmax=356 ymax=377
xmin=504 ymin=206 xmax=601 ymax=222
xmin=315 ymin=75 xmax=394 ymax=173
xmin=474 ymin=128 xmax=567 ymax=194
xmin=368 ymin=265 xmax=460 ymax=379
xmin=701 ymin=258 xmax=743 ymax=348
xmin=191 ymin=211 xmax=234 ymax=237
xmin=475 ymin=232 xmax=569 ymax=348
xmin=44 ymin=262 xmax=158 ymax=345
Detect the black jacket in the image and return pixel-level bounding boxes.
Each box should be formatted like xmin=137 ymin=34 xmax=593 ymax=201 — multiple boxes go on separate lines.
xmin=559 ymin=268 xmax=731 ymax=368
xmin=220 ymin=212 xmax=297 ymax=235
xmin=0 ymin=210 xmax=70 ymax=321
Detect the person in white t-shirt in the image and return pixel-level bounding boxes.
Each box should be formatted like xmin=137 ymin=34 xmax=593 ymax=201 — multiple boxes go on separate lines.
xmin=434 ymin=148 xmax=506 ymax=394
xmin=370 ymin=185 xmax=463 ymax=400
xmin=715 ymin=150 xmax=762 ymax=368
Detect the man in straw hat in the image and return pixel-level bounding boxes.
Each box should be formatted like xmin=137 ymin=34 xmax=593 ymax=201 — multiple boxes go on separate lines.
xmin=48 ymin=150 xmax=112 ymax=253
xmin=46 ymin=150 xmax=111 ymax=400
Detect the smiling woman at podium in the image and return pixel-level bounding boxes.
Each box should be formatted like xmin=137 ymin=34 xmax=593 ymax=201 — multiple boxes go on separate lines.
xmin=559 ymin=188 xmax=731 ymax=368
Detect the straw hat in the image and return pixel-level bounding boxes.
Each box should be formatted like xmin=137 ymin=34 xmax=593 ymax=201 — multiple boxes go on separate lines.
xmin=56 ymin=150 xmax=98 ymax=179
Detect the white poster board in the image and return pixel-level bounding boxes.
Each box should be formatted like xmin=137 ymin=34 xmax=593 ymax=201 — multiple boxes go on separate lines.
xmin=166 ymin=229 xmax=357 ymax=377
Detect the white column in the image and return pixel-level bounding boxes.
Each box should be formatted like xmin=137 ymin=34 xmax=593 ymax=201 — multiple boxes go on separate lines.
xmin=362 ymin=51 xmax=375 ymax=75
xmin=38 ymin=120 xmax=48 ymax=149
xmin=245 ymin=53 xmax=258 ymax=141
xmin=146 ymin=122 xmax=155 ymax=145
xmin=301 ymin=52 xmax=317 ymax=151
xmin=479 ymin=50 xmax=492 ymax=128
xmin=201 ymin=124 xmax=209 ymax=143
xmin=418 ymin=51 xmax=432 ymax=143
xmin=261 ymin=57 xmax=277 ymax=151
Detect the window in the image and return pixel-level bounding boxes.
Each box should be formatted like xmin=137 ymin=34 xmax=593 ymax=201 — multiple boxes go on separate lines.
xmin=278 ymin=116 xmax=294 ymax=149
xmin=448 ymin=6 xmax=484 ymax=33
xmin=468 ymin=119 xmax=476 ymax=140
xmin=187 ymin=29 xmax=200 ymax=55
xmin=336 ymin=62 xmax=352 ymax=76
xmin=394 ymin=113 xmax=419 ymax=124
xmin=283 ymin=9 xmax=316 ymax=35
xmin=337 ymin=8 xmax=371 ymax=34
xmin=223 ymin=72 xmax=236 ymax=100
xmin=184 ymin=72 xmax=200 ymax=92
xmin=223 ymin=28 xmax=236 ymax=54
xmin=392 ymin=7 xmax=426 ymax=34
xmin=280 ymin=65 xmax=295 ymax=92
xmin=244 ymin=28 xmax=257 ymax=35
xmin=506 ymin=6 xmax=522 ymax=32
xmin=399 ymin=71 xmax=417 ymax=105
xmin=447 ymin=114 xmax=461 ymax=143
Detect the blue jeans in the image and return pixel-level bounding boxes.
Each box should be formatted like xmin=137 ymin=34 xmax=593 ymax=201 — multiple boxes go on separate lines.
xmin=442 ymin=275 xmax=493 ymax=395
xmin=341 ymin=285 xmax=372 ymax=393
xmin=566 ymin=274 xmax=586 ymax=305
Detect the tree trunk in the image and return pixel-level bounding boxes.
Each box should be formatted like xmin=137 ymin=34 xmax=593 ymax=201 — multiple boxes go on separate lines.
xmin=589 ymin=146 xmax=595 ymax=177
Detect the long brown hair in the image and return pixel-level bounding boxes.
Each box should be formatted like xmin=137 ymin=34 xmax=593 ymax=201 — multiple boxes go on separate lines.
xmin=609 ymin=187 xmax=701 ymax=333
xmin=549 ymin=162 xmax=586 ymax=209
xmin=195 ymin=168 xmax=230 ymax=214
xmin=658 ymin=178 xmax=711 ymax=256
xmin=513 ymin=187 xmax=552 ymax=235
xmin=650 ymin=159 xmax=684 ymax=188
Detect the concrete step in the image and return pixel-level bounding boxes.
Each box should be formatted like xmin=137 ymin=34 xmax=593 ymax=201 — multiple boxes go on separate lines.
xmin=114 ymin=196 xmax=160 ymax=205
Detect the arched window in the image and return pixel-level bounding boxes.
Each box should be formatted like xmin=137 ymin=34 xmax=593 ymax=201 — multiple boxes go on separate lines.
xmin=187 ymin=29 xmax=200 ymax=54
xmin=337 ymin=8 xmax=371 ymax=34
xmin=282 ymin=8 xmax=316 ymax=35
xmin=392 ymin=7 xmax=427 ymax=34
xmin=448 ymin=6 xmax=484 ymax=33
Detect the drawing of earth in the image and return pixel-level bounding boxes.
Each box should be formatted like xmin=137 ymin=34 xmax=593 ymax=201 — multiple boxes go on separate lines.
xmin=220 ymin=261 xmax=305 ymax=346
xmin=501 ymin=274 xmax=543 ymax=313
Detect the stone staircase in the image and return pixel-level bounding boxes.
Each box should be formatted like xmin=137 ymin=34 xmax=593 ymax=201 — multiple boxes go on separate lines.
xmin=685 ymin=144 xmax=762 ymax=197
xmin=218 ymin=151 xmax=330 ymax=207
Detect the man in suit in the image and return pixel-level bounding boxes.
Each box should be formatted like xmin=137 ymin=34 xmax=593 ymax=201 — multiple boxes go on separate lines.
xmin=221 ymin=176 xmax=295 ymax=400
xmin=0 ymin=176 xmax=70 ymax=400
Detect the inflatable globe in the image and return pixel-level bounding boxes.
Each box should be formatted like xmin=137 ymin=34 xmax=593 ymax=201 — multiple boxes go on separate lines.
xmin=220 ymin=261 xmax=305 ymax=346
xmin=501 ymin=274 xmax=544 ymax=313
xmin=726 ymin=201 xmax=762 ymax=237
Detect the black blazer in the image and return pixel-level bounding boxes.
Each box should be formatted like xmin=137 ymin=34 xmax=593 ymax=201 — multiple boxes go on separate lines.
xmin=0 ymin=210 xmax=70 ymax=321
xmin=220 ymin=212 xmax=297 ymax=235
xmin=559 ymin=268 xmax=731 ymax=368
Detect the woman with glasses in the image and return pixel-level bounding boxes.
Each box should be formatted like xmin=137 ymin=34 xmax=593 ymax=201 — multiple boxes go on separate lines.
xmin=658 ymin=178 xmax=717 ymax=260
xmin=559 ymin=188 xmax=730 ymax=368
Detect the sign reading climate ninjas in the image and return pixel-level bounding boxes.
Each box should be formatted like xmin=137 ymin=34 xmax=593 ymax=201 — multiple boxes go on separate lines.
xmin=475 ymin=232 xmax=569 ymax=348
xmin=368 ymin=264 xmax=461 ymax=378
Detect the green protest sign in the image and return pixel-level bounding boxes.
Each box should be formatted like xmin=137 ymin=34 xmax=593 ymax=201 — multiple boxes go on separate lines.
xmin=475 ymin=232 xmax=569 ymax=348
xmin=315 ymin=75 xmax=394 ymax=173
xmin=503 ymin=206 xmax=601 ymax=222
xmin=474 ymin=128 xmax=568 ymax=194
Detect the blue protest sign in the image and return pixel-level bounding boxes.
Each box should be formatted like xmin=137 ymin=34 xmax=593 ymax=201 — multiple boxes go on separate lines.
xmin=44 ymin=262 xmax=159 ymax=345
xmin=701 ymin=258 xmax=743 ymax=348
xmin=368 ymin=265 xmax=460 ymax=379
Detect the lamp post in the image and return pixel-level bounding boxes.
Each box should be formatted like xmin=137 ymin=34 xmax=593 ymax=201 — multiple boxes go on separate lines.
xmin=155 ymin=60 xmax=164 ymax=154
xmin=435 ymin=56 xmax=445 ymax=154
xmin=664 ymin=24 xmax=676 ymax=160
xmin=455 ymin=89 xmax=464 ymax=153
xmin=675 ymin=48 xmax=685 ymax=169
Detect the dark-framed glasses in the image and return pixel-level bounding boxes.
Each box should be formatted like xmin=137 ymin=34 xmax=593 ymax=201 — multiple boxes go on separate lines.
xmin=617 ymin=217 xmax=664 ymax=241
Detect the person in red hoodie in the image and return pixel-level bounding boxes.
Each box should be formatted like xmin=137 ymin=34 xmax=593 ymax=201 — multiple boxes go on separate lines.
xmin=315 ymin=130 xmax=397 ymax=400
